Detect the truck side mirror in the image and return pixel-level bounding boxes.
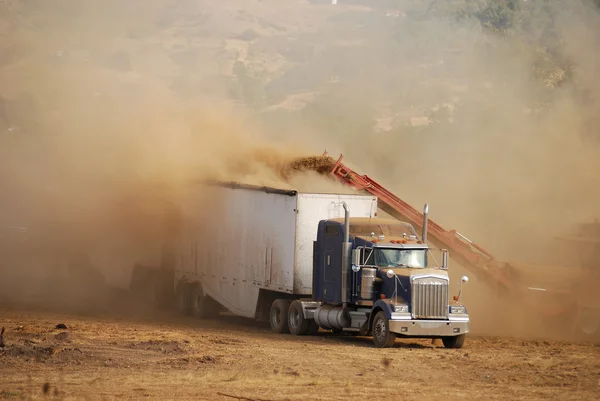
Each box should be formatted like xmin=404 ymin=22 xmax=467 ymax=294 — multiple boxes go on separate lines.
xmin=352 ymin=248 xmax=361 ymax=267
xmin=441 ymin=249 xmax=449 ymax=270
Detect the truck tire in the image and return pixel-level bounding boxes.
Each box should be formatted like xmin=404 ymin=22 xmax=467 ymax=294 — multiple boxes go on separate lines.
xmin=372 ymin=311 xmax=396 ymax=348
xmin=288 ymin=300 xmax=310 ymax=335
xmin=270 ymin=299 xmax=290 ymax=334
xmin=442 ymin=334 xmax=466 ymax=349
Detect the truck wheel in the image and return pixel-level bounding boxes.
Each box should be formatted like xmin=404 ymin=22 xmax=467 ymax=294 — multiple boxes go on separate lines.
xmin=270 ymin=299 xmax=290 ymax=334
xmin=442 ymin=334 xmax=466 ymax=349
xmin=288 ymin=300 xmax=310 ymax=335
xmin=372 ymin=311 xmax=396 ymax=348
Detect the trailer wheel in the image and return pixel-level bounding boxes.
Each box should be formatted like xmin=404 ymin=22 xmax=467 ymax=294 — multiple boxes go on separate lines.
xmin=189 ymin=283 xmax=220 ymax=319
xmin=576 ymin=306 xmax=600 ymax=341
xmin=270 ymin=299 xmax=290 ymax=334
xmin=288 ymin=300 xmax=310 ymax=335
xmin=442 ymin=334 xmax=466 ymax=349
xmin=189 ymin=284 xmax=204 ymax=318
xmin=372 ymin=311 xmax=396 ymax=348
xmin=175 ymin=281 xmax=191 ymax=315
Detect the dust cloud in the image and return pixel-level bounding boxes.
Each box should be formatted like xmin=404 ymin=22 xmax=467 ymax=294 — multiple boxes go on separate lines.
xmin=265 ymin=1 xmax=600 ymax=262
xmin=0 ymin=1 xmax=599 ymax=339
xmin=0 ymin=0 xmax=338 ymax=310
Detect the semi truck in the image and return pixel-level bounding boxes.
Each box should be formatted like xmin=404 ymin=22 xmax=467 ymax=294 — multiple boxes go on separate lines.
xmin=153 ymin=182 xmax=470 ymax=348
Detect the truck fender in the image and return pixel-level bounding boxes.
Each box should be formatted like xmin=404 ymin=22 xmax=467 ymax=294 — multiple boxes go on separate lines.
xmin=373 ymin=300 xmax=394 ymax=318
xmin=368 ymin=301 xmax=393 ymax=331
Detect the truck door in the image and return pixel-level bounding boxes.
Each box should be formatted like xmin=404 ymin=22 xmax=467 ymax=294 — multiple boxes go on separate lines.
xmin=322 ymin=222 xmax=343 ymax=303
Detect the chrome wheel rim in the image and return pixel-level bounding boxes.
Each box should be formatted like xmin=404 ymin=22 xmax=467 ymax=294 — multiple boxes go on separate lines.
xmin=271 ymin=306 xmax=281 ymax=328
xmin=192 ymin=295 xmax=202 ymax=313
xmin=289 ymin=308 xmax=300 ymax=329
xmin=374 ymin=318 xmax=386 ymax=341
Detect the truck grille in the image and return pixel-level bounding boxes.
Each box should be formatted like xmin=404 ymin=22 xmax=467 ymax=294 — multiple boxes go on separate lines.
xmin=411 ymin=276 xmax=449 ymax=319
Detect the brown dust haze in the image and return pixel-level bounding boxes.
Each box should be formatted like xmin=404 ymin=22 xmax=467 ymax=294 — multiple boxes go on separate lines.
xmin=0 ymin=1 xmax=599 ymax=338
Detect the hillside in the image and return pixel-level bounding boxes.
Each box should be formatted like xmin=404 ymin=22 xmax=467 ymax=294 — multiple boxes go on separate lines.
xmin=1 ymin=0 xmax=600 ymax=260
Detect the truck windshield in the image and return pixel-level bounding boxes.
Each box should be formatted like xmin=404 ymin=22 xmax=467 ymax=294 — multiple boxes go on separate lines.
xmin=368 ymin=248 xmax=427 ymax=268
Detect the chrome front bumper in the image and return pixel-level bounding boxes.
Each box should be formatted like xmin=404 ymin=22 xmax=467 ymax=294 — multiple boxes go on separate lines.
xmin=389 ymin=318 xmax=470 ymax=337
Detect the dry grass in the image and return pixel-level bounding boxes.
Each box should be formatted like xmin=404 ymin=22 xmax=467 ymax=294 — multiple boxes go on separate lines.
xmin=1 ymin=308 xmax=599 ymax=400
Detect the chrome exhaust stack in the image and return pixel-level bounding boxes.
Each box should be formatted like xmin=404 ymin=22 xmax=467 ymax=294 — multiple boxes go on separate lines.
xmin=340 ymin=201 xmax=350 ymax=304
xmin=422 ymin=203 xmax=429 ymax=244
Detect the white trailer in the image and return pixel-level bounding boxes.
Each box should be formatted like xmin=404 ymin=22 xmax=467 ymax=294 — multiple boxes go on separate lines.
xmin=173 ymin=182 xmax=378 ymax=320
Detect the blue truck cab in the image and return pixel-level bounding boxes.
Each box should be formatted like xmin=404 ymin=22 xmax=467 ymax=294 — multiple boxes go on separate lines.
xmin=274 ymin=206 xmax=470 ymax=349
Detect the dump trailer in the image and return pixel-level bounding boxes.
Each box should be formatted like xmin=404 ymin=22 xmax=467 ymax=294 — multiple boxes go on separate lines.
xmin=164 ymin=182 xmax=470 ymax=348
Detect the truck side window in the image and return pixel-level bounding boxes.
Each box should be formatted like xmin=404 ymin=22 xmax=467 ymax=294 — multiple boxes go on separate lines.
xmin=325 ymin=224 xmax=340 ymax=236
xmin=365 ymin=249 xmax=375 ymax=266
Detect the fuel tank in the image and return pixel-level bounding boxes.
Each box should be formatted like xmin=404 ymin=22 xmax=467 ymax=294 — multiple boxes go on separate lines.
xmin=313 ymin=304 xmax=348 ymax=331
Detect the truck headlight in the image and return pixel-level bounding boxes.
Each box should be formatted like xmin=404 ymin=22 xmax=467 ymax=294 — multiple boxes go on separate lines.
xmin=450 ymin=306 xmax=467 ymax=314
xmin=394 ymin=305 xmax=409 ymax=313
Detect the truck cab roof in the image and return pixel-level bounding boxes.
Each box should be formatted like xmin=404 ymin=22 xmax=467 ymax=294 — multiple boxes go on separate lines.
xmin=326 ymin=217 xmax=425 ymax=247
xmin=326 ymin=217 xmax=416 ymax=235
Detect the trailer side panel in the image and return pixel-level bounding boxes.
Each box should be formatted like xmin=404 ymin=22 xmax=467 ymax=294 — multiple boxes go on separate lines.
xmin=177 ymin=184 xmax=297 ymax=318
xmin=293 ymin=194 xmax=378 ymax=294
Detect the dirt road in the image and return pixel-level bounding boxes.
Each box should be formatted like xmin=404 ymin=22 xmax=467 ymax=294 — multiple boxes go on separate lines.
xmin=1 ymin=307 xmax=599 ymax=401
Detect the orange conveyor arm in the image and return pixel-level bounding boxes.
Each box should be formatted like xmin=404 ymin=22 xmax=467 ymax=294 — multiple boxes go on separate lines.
xmin=329 ymin=154 xmax=516 ymax=292
xmin=327 ymin=154 xmax=580 ymax=318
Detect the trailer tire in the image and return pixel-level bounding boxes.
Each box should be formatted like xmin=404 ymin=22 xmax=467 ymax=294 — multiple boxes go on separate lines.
xmin=372 ymin=311 xmax=396 ymax=348
xmin=175 ymin=281 xmax=192 ymax=315
xmin=270 ymin=299 xmax=290 ymax=334
xmin=575 ymin=306 xmax=600 ymax=342
xmin=189 ymin=283 xmax=220 ymax=319
xmin=288 ymin=300 xmax=310 ymax=335
xmin=442 ymin=334 xmax=466 ymax=349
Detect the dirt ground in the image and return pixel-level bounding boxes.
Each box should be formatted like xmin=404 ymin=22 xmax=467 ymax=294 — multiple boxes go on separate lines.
xmin=1 ymin=306 xmax=599 ymax=401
